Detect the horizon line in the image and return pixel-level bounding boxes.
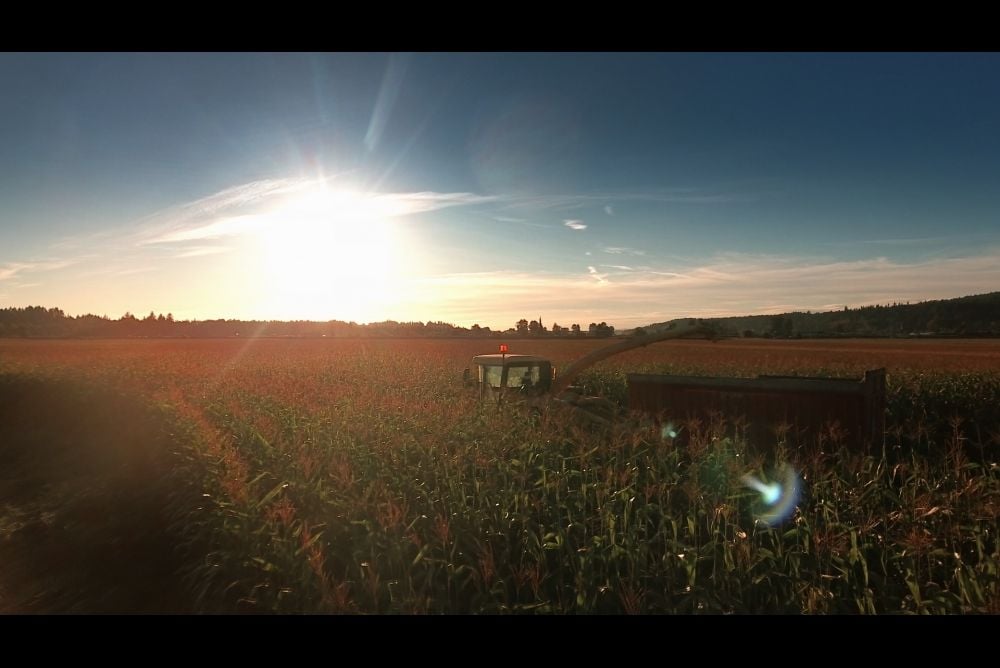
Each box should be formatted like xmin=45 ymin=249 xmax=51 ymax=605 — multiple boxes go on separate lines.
xmin=4 ymin=288 xmax=996 ymax=331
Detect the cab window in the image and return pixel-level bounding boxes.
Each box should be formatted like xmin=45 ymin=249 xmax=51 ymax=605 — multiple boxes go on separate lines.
xmin=479 ymin=365 xmax=504 ymax=388
xmin=506 ymin=365 xmax=541 ymax=388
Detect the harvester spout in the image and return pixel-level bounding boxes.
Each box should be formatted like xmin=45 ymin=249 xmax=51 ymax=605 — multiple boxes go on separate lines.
xmin=547 ymin=324 xmax=718 ymax=398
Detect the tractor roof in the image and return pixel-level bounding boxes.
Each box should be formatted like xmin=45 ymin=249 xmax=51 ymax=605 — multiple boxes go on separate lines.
xmin=472 ymin=354 xmax=550 ymax=365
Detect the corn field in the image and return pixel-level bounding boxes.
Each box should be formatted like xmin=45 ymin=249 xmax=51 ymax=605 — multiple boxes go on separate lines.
xmin=1 ymin=338 xmax=998 ymax=613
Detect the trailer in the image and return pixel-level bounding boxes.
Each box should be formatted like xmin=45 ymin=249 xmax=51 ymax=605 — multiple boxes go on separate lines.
xmin=627 ymin=368 xmax=886 ymax=449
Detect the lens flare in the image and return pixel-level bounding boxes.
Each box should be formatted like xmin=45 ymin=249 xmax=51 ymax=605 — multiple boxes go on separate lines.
xmin=741 ymin=464 xmax=800 ymax=526
xmin=661 ymin=421 xmax=679 ymax=440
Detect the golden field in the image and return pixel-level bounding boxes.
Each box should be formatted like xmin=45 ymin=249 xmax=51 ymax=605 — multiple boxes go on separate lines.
xmin=1 ymin=337 xmax=998 ymax=613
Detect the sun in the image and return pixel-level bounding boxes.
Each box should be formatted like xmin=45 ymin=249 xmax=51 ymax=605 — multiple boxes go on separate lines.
xmin=251 ymin=186 xmax=406 ymax=320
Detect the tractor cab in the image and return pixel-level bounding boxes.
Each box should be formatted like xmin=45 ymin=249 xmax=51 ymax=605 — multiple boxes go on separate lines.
xmin=464 ymin=346 xmax=554 ymax=403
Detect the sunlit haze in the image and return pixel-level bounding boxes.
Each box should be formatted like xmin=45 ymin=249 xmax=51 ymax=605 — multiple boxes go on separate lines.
xmin=2 ymin=53 xmax=999 ymax=328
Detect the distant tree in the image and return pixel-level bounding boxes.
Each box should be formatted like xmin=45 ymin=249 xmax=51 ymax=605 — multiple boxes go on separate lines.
xmin=571 ymin=323 xmax=582 ymax=336
xmin=528 ymin=319 xmax=545 ymax=336
xmin=770 ymin=315 xmax=786 ymax=337
xmin=516 ymin=319 xmax=529 ymax=334
xmin=591 ymin=322 xmax=614 ymax=337
xmin=633 ymin=326 xmax=647 ymax=337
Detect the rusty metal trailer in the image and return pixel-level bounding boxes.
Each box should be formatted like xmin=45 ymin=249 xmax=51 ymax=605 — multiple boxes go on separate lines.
xmin=626 ymin=368 xmax=886 ymax=449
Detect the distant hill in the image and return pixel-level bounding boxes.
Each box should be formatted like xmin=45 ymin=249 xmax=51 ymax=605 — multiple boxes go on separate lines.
xmin=630 ymin=291 xmax=1000 ymax=339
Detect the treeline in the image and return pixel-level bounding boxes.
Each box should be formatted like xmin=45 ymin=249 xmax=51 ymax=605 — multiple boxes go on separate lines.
xmin=510 ymin=318 xmax=614 ymax=338
xmin=0 ymin=307 xmax=618 ymax=339
xmin=641 ymin=291 xmax=1000 ymax=339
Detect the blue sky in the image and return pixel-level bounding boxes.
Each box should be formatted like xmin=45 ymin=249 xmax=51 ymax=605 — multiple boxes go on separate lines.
xmin=2 ymin=52 xmax=999 ymax=328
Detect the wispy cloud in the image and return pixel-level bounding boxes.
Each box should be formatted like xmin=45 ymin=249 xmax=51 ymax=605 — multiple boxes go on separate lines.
xmin=145 ymin=215 xmax=268 ymax=244
xmin=112 ymin=266 xmax=159 ymax=277
xmin=0 ymin=265 xmax=22 ymax=281
xmin=393 ymin=191 xmax=497 ymax=213
xmin=587 ymin=265 xmax=608 ymax=285
xmin=492 ymin=217 xmax=552 ymax=230
xmin=132 ymin=179 xmax=306 ymax=245
xmin=173 ymin=246 xmax=230 ymax=259
xmin=564 ymin=219 xmax=587 ymax=230
xmin=0 ymin=259 xmax=75 ymax=282
xmin=496 ymin=188 xmax=757 ymax=213
xmin=824 ymin=235 xmax=976 ymax=247
xmin=601 ymin=264 xmax=634 ymax=271
xmin=603 ymin=246 xmax=646 ymax=256
xmin=857 ymin=237 xmax=945 ymax=246
xmin=76 ymin=264 xmax=161 ymax=279
xmin=174 ymin=179 xmax=308 ymax=219
xmin=139 ymin=179 xmax=497 ymax=247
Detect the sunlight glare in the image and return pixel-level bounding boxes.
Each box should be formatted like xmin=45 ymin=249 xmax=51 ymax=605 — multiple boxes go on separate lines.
xmin=252 ymin=186 xmax=409 ymax=321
